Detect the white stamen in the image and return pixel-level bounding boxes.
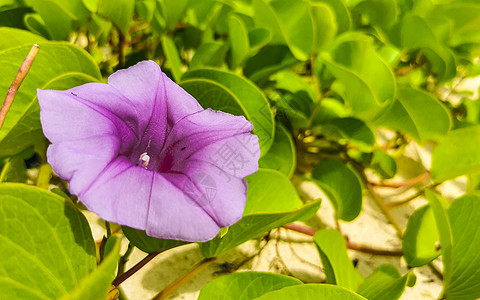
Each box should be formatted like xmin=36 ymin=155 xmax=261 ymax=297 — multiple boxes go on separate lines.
xmin=139 ymin=152 xmax=150 ymax=169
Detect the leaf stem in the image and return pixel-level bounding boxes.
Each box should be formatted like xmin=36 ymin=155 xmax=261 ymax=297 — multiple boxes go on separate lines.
xmin=370 ymin=171 xmax=430 ymax=189
xmin=0 ymin=44 xmax=40 ymax=130
xmin=151 ymin=257 xmax=217 ymax=300
xmin=105 ymin=221 xmax=112 ymax=237
xmin=36 ymin=163 xmax=52 ymax=189
xmin=283 ymin=224 xmax=403 ymax=257
xmin=112 ymin=251 xmax=161 ymax=287
xmin=116 ymin=243 xmax=134 ymax=278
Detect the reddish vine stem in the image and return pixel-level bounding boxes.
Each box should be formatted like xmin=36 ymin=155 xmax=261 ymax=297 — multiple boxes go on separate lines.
xmin=283 ymin=223 xmax=403 ymax=257
xmin=0 ymin=44 xmax=39 ymax=130
xmin=112 ymin=251 xmax=161 ymax=287
xmin=371 ymin=172 xmax=430 ymax=189
xmin=151 ymin=257 xmax=217 ymax=300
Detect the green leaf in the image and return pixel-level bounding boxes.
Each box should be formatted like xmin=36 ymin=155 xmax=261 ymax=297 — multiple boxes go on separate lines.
xmin=0 ymin=183 xmax=96 ymax=299
xmin=310 ymin=3 xmax=337 ymax=52
xmin=311 ymin=0 xmax=350 ymax=33
xmin=98 ymin=0 xmax=134 ymax=33
xmin=425 ymin=190 xmax=453 ymax=287
xmin=314 ymin=230 xmax=363 ymax=291
xmin=430 ymin=3 xmax=480 ymax=46
xmin=370 ymin=150 xmax=397 ymax=180
xmin=312 ymin=160 xmax=363 ymax=221
xmin=374 ymin=88 xmax=450 ymax=144
xmin=198 ymin=272 xmax=302 ymax=300
xmin=356 ymin=264 xmax=416 ymax=300
xmin=0 ymin=27 xmax=46 ymax=51
xmin=252 ymin=0 xmax=313 ymax=61
xmin=135 ymin=0 xmax=156 ymax=22
xmin=445 ymin=194 xmax=480 ymax=300
xmin=244 ymin=169 xmax=303 ymax=214
xmin=0 ymin=42 xmax=101 ymax=157
xmin=24 ymin=12 xmax=51 ymax=39
xmin=122 ymin=226 xmax=186 ymax=253
xmin=59 ymin=237 xmax=120 ymax=300
xmin=403 ymin=205 xmax=441 ymax=267
xmin=182 ymin=68 xmax=275 ymax=155
xmin=0 ymin=7 xmax=34 ymax=30
xmin=320 ymin=34 xmax=395 ymax=120
xmin=162 ymin=35 xmax=183 ymax=82
xmin=431 ymin=125 xmax=480 ymax=182
xmin=353 ymin=0 xmax=397 ymax=27
xmin=24 ymin=0 xmax=89 ymax=40
xmin=200 ymin=200 xmax=320 ymax=257
xmin=228 ymin=14 xmax=249 ymax=68
xmin=160 ymin=0 xmax=188 ymax=30
xmin=256 ymin=284 xmax=367 ymax=300
xmin=189 ymin=41 xmax=228 ymax=69
xmin=323 ymin=117 xmax=376 ymax=152
xmin=0 ymin=155 xmax=27 ymax=183
xmin=259 ymin=125 xmax=296 ymax=178
xmin=244 ymin=45 xmax=299 ymax=83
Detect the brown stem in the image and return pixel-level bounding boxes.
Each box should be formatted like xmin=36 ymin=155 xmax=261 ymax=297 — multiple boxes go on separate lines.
xmin=283 ymin=224 xmax=403 ymax=257
xmin=0 ymin=44 xmax=40 ymax=130
xmin=151 ymin=257 xmax=217 ymax=300
xmin=112 ymin=251 xmax=161 ymax=287
xmin=371 ymin=172 xmax=430 ymax=189
xmin=118 ymin=30 xmax=125 ymax=68
xmin=385 ymin=182 xmax=441 ymax=209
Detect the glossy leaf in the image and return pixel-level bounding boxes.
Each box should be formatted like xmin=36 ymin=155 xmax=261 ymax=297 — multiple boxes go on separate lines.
xmin=403 ymin=205 xmax=441 ymax=267
xmin=374 ymin=88 xmax=450 ymax=144
xmin=24 ymin=0 xmax=89 ymax=40
xmin=198 ymin=272 xmax=302 ymax=300
xmin=323 ymin=117 xmax=375 ymax=152
xmin=189 ymin=41 xmax=228 ymax=69
xmin=182 ymin=68 xmax=275 ymax=155
xmin=259 ymin=125 xmax=296 ymax=178
xmin=356 ymin=264 xmax=416 ymax=300
xmin=228 ymin=14 xmax=250 ymax=68
xmin=244 ymin=45 xmax=299 ymax=83
xmin=312 ymin=160 xmax=363 ymax=221
xmin=162 ymin=35 xmax=183 ymax=82
xmin=252 ymin=0 xmax=313 ymax=61
xmin=244 ymin=169 xmax=303 ymax=214
xmin=59 ymin=237 xmax=120 ymax=300
xmin=161 ymin=0 xmax=188 ymax=30
xmin=425 ymin=190 xmax=453 ymax=287
xmin=0 ymin=27 xmax=46 ymax=50
xmin=258 ymin=284 xmax=366 ymax=299
xmin=310 ymin=3 xmax=337 ymax=52
xmin=0 ymin=43 xmax=101 ymax=157
xmin=370 ymin=150 xmax=397 ymax=180
xmin=122 ymin=226 xmax=186 ymax=254
xmin=98 ymin=0 xmax=134 ymax=34
xmin=0 ymin=155 xmax=27 ymax=183
xmin=200 ymin=200 xmax=320 ymax=258
xmin=431 ymin=126 xmax=480 ymax=182
xmin=314 ymin=230 xmax=364 ymax=291
xmin=0 ymin=183 xmax=96 ymax=299
xmin=320 ymin=34 xmax=395 ymax=120
xmin=311 ymin=0 xmax=351 ymax=33
xmin=446 ymin=194 xmax=480 ymax=300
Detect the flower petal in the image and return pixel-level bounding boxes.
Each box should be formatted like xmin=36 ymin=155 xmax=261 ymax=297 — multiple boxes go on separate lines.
xmin=146 ymin=160 xmax=247 ymax=241
xmin=81 ymin=157 xmax=153 ymax=230
xmin=158 ymin=108 xmax=256 ymax=173
xmin=190 ymin=134 xmax=260 ymax=178
xmin=38 ymin=89 xmax=133 ymax=194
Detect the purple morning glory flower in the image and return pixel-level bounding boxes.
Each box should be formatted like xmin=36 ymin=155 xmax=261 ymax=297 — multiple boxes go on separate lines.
xmin=37 ymin=61 xmax=260 ymax=242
